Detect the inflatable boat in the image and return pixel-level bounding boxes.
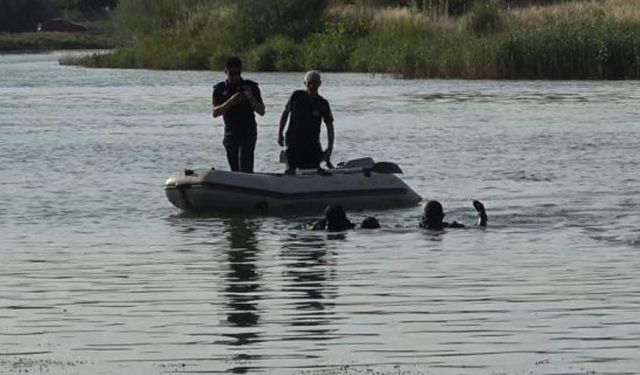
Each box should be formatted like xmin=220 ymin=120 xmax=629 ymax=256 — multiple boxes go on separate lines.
xmin=164 ymin=158 xmax=422 ymax=214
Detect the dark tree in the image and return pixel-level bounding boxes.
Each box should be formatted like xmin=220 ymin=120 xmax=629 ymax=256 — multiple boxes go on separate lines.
xmin=0 ymin=0 xmax=61 ymax=32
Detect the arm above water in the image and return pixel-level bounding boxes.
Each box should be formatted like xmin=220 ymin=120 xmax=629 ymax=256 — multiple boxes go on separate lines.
xmin=311 ymin=219 xmax=327 ymax=230
xmin=473 ymin=200 xmax=488 ymax=226
xmin=445 ymin=221 xmax=465 ymax=228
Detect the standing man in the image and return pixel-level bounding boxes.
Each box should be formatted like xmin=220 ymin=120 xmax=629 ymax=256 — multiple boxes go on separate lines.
xmin=277 ymin=70 xmax=334 ymax=174
xmin=212 ymin=56 xmax=265 ymax=173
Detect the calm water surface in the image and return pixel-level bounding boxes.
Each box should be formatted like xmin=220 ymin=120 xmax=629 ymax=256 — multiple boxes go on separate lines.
xmin=1 ymin=52 xmax=640 ymax=375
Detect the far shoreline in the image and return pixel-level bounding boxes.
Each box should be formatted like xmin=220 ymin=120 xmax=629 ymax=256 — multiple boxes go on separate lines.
xmin=5 ymin=48 xmax=639 ymax=83
xmin=61 ymin=0 xmax=640 ymax=80
xmin=0 ymin=31 xmax=115 ymax=53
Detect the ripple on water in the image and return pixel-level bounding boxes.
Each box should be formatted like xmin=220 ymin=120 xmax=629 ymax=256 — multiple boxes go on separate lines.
xmin=2 ymin=53 xmax=640 ymax=375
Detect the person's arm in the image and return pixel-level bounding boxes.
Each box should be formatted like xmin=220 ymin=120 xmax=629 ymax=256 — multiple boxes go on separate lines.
xmin=278 ymin=108 xmax=290 ymax=147
xmin=278 ymin=94 xmax=293 ymax=147
xmin=447 ymin=221 xmax=465 ymax=228
xmin=323 ymin=120 xmax=334 ymax=162
xmin=473 ymin=200 xmax=488 ymax=226
xmin=242 ymin=84 xmax=265 ymax=116
xmin=311 ymin=219 xmax=327 ymax=231
xmin=212 ymin=92 xmax=244 ymax=118
xmin=322 ymin=101 xmax=335 ymax=163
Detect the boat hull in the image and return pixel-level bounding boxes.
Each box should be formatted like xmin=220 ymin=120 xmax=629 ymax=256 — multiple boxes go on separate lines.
xmin=164 ymin=167 xmax=422 ymax=214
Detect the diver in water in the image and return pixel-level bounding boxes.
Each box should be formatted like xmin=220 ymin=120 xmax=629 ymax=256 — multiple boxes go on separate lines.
xmin=308 ymin=201 xmax=486 ymax=232
xmin=360 ymin=216 xmax=381 ymax=229
xmin=419 ymin=200 xmax=488 ymax=230
xmin=311 ymin=206 xmax=380 ymax=232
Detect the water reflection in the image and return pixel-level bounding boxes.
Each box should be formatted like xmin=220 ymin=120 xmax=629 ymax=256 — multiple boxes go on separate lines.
xmin=281 ymin=232 xmax=339 ymax=344
xmin=7 ymin=51 xmax=640 ymax=374
xmin=222 ymin=218 xmax=263 ymax=373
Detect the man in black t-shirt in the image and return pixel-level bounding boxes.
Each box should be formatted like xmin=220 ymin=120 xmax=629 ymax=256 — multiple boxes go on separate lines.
xmin=277 ymin=70 xmax=334 ymax=174
xmin=212 ymin=57 xmax=265 ymax=173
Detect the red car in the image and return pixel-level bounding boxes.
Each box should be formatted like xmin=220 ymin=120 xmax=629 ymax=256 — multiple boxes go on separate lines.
xmin=37 ymin=18 xmax=88 ymax=32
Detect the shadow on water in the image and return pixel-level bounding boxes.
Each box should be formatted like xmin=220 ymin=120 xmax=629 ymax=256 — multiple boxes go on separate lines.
xmin=221 ymin=218 xmax=263 ymax=374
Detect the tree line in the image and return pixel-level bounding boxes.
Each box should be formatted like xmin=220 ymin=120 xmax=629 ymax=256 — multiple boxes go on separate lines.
xmin=1 ymin=0 xmax=587 ymax=33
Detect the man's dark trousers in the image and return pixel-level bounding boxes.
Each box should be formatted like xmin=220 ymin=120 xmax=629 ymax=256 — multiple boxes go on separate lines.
xmin=224 ymin=131 xmax=256 ymax=173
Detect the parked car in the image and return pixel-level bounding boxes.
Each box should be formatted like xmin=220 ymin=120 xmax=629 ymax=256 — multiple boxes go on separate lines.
xmin=37 ymin=18 xmax=87 ymax=32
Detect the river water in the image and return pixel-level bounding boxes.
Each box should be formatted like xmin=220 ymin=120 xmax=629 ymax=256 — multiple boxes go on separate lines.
xmin=1 ymin=51 xmax=640 ymax=375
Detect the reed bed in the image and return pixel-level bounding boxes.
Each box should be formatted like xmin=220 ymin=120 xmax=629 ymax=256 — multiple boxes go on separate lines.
xmin=508 ymin=0 xmax=640 ymax=28
xmin=65 ymin=0 xmax=640 ymax=79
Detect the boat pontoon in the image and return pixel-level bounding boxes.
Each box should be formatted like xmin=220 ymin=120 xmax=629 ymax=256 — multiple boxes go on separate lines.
xmin=164 ymin=158 xmax=422 ymax=214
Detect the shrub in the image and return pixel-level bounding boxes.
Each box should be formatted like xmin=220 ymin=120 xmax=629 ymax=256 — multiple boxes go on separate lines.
xmin=246 ymin=36 xmax=302 ymax=71
xmin=232 ymin=0 xmax=328 ymax=43
xmin=302 ymin=31 xmax=360 ymax=71
xmin=113 ymin=0 xmax=212 ymax=41
xmin=465 ymin=2 xmax=505 ymax=35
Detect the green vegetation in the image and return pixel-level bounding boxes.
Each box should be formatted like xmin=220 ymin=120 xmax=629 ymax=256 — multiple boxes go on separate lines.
xmin=0 ymin=31 xmax=114 ymax=52
xmin=497 ymin=20 xmax=640 ymax=79
xmin=60 ymin=0 xmax=640 ymax=79
xmin=0 ymin=0 xmax=116 ymax=32
xmin=0 ymin=0 xmax=117 ymax=51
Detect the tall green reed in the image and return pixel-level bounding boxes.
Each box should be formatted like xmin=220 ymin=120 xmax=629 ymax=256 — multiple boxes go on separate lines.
xmin=67 ymin=0 xmax=640 ymax=79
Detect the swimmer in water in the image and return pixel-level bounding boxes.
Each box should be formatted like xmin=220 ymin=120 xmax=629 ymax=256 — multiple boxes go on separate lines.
xmin=311 ymin=206 xmax=381 ymax=232
xmin=360 ymin=216 xmax=381 ymax=229
xmin=419 ymin=200 xmax=487 ymax=230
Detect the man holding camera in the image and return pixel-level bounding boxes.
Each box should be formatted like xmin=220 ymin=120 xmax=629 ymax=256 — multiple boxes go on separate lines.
xmin=212 ymin=56 xmax=265 ymax=173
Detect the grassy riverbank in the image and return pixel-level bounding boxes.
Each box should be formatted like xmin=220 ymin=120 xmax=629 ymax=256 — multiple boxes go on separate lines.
xmin=0 ymin=31 xmax=115 ymax=52
xmin=64 ymin=0 xmax=640 ymax=79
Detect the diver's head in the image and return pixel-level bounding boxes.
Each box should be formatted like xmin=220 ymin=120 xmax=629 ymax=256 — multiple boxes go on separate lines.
xmin=324 ymin=205 xmax=351 ymax=232
xmin=422 ymin=200 xmax=445 ymax=229
xmin=361 ymin=216 xmax=381 ymax=229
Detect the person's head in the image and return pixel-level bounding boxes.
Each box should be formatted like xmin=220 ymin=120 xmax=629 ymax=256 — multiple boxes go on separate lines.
xmin=304 ymin=70 xmax=322 ymax=95
xmin=422 ymin=200 xmax=445 ymax=229
xmin=324 ymin=205 xmax=352 ymax=232
xmin=361 ymin=216 xmax=381 ymax=229
xmin=225 ymin=56 xmax=243 ymax=84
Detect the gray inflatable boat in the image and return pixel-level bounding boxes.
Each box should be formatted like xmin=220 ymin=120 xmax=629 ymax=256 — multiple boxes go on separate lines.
xmin=164 ymin=158 xmax=422 ymax=214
